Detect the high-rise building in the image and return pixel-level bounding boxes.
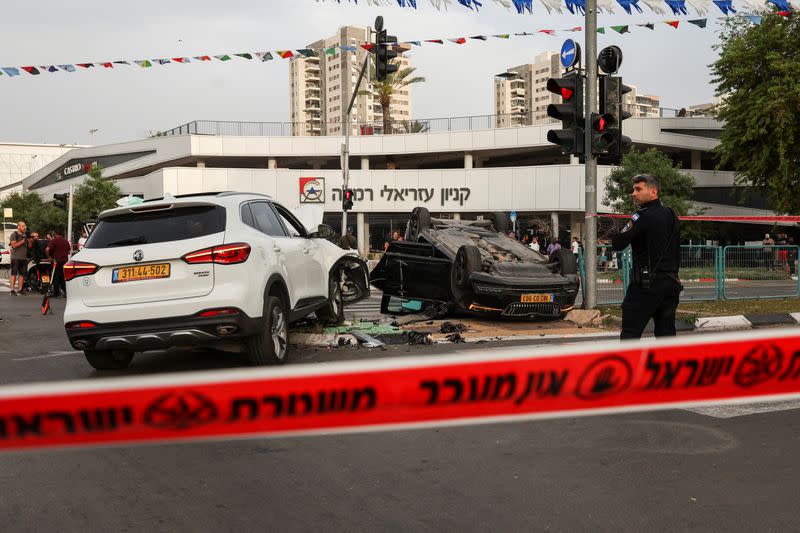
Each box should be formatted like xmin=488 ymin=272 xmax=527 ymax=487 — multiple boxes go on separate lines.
xmin=494 ymin=51 xmax=661 ymax=126
xmin=290 ymin=26 xmax=413 ymax=136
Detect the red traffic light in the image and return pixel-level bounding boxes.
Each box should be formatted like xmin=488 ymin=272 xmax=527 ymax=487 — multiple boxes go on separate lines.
xmin=344 ymin=189 xmax=354 ymax=200
xmin=591 ymin=113 xmax=615 ymax=132
xmin=546 ymin=77 xmax=578 ymax=102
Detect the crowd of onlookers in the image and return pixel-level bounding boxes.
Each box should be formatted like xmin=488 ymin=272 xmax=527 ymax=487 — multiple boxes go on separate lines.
xmin=5 ymin=220 xmax=88 ymax=297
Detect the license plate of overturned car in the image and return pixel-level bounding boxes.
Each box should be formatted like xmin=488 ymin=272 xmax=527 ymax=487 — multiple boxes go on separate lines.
xmin=112 ymin=263 xmax=171 ymax=283
xmin=521 ymin=293 xmax=554 ymax=303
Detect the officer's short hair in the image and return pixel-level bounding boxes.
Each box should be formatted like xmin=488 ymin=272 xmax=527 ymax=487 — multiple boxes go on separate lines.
xmin=633 ymin=174 xmax=660 ymax=192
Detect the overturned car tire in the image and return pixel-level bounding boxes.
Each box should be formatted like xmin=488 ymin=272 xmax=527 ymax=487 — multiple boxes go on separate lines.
xmin=551 ymin=248 xmax=579 ymax=276
xmin=405 ymin=207 xmax=431 ymax=242
xmin=489 ymin=211 xmax=508 ymax=235
xmin=452 ymin=245 xmax=482 ymax=290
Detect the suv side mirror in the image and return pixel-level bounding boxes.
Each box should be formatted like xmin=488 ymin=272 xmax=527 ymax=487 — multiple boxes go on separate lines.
xmin=311 ymin=224 xmax=336 ymax=240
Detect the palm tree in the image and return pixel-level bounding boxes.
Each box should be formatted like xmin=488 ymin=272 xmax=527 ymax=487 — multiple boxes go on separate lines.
xmin=360 ymin=64 xmax=425 ymax=135
xmin=400 ymin=120 xmax=430 ymax=134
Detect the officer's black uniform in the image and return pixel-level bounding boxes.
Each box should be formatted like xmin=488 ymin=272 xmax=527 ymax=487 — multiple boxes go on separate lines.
xmin=611 ymin=199 xmax=682 ymax=340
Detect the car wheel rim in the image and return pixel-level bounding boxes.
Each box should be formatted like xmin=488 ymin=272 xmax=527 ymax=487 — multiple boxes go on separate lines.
xmin=455 ymin=253 xmax=466 ymax=285
xmin=331 ymin=278 xmax=342 ymax=316
xmin=271 ymin=306 xmax=288 ymax=359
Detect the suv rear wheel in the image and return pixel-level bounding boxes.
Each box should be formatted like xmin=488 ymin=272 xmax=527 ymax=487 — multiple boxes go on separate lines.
xmin=84 ymin=349 xmax=134 ymax=370
xmin=246 ymin=296 xmax=289 ymax=365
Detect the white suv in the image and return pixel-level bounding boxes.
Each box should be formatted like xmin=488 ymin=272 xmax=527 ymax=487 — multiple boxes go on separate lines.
xmin=63 ymin=192 xmax=369 ymax=370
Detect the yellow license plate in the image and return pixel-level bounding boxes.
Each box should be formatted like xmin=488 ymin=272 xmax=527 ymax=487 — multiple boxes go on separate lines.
xmin=42 ymin=275 xmax=50 ymax=283
xmin=521 ymin=293 xmax=554 ymax=303
xmin=112 ymin=263 xmax=171 ymax=283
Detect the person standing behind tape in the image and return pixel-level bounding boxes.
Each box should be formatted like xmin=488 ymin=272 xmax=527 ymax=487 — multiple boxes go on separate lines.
xmin=611 ymin=174 xmax=682 ymax=340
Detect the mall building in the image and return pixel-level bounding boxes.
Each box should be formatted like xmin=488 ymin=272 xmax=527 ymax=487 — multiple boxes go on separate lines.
xmin=20 ymin=116 xmax=777 ymax=254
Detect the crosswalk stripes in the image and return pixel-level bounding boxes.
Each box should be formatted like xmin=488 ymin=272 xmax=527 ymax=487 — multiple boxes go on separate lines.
xmin=344 ymin=289 xmax=383 ymax=321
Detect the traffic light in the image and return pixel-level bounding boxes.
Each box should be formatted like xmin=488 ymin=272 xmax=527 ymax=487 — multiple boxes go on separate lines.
xmin=53 ymin=193 xmax=69 ymax=210
xmin=342 ymin=189 xmax=354 ymax=211
xmin=546 ymin=73 xmax=584 ymax=156
xmin=375 ymin=29 xmax=398 ymax=81
xmin=589 ymin=112 xmax=616 ymax=155
xmin=600 ymin=75 xmax=632 ymax=162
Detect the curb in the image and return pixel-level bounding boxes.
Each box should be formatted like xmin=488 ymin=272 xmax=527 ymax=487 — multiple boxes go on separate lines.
xmin=692 ymin=312 xmax=800 ymax=332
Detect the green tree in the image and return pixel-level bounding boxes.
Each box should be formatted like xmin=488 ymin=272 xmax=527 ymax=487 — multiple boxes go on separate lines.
xmin=603 ymin=148 xmax=697 ymax=216
xmin=603 ymin=149 xmax=709 ymax=241
xmin=400 ymin=120 xmax=430 ymax=134
xmin=360 ymin=63 xmax=425 ymax=135
xmin=30 ymin=203 xmax=67 ymax=234
xmin=72 ymin=166 xmax=121 ymax=226
xmin=0 ymin=191 xmax=44 ymax=225
xmin=710 ymin=13 xmax=800 ymax=213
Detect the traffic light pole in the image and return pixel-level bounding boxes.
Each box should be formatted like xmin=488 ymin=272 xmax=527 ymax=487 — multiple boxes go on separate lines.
xmin=67 ymin=184 xmax=74 ymax=251
xmin=341 ymin=53 xmax=371 ymax=237
xmin=583 ymin=0 xmax=598 ymax=309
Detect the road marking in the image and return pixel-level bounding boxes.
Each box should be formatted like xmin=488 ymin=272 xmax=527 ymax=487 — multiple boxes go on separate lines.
xmin=685 ymin=399 xmax=800 ymax=418
xmin=12 ymin=351 xmax=81 ymax=361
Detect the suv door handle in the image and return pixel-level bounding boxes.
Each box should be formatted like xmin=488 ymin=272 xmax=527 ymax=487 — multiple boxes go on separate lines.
xmin=272 ymin=244 xmax=281 ymax=253
xmin=303 ymin=247 xmax=314 ymax=255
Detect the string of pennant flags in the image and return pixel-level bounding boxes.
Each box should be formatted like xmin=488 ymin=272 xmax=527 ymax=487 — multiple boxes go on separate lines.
xmin=0 ymin=11 xmax=791 ymax=80
xmin=318 ymin=0 xmax=797 ymax=16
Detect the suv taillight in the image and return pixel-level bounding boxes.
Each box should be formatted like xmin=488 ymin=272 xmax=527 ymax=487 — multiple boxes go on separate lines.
xmin=182 ymin=243 xmax=251 ymax=265
xmin=63 ymin=261 xmax=99 ymax=281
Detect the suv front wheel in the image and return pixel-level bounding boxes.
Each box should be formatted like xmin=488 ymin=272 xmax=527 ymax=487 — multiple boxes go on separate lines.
xmin=246 ymin=295 xmax=289 ymax=365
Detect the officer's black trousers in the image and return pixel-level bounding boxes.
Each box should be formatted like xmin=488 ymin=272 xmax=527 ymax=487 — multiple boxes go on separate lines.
xmin=620 ymin=277 xmax=681 ymax=340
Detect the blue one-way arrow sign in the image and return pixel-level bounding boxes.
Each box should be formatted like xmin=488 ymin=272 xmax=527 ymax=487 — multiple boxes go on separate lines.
xmin=560 ymin=39 xmax=580 ymax=69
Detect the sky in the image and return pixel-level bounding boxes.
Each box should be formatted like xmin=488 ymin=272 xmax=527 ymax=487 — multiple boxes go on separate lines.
xmin=0 ymin=0 xmax=725 ymax=146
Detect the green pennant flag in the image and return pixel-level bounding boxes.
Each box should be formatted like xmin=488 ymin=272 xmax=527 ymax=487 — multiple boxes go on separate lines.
xmin=135 ymin=60 xmax=152 ymax=68
xmin=215 ymin=55 xmax=232 ymax=61
xmin=611 ymin=25 xmax=630 ymax=34
xmin=234 ymin=53 xmax=253 ymax=60
xmin=688 ymin=19 xmax=707 ymax=28
xmin=298 ymin=49 xmax=317 ymax=58
xmin=637 ymin=23 xmax=655 ymax=30
xmin=597 ymin=27 xmax=605 ymax=34
xmin=326 ymin=46 xmax=336 ymax=55
xmin=494 ymin=34 xmax=510 ymax=39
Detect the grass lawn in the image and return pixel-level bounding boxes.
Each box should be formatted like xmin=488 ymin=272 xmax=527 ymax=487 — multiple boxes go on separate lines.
xmin=600 ymin=297 xmax=800 ymax=320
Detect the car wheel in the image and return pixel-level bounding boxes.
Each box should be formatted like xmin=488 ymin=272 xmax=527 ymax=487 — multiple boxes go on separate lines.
xmin=452 ymin=245 xmax=482 ymax=290
xmin=246 ymin=296 xmax=289 ymax=366
xmin=316 ymin=268 xmax=345 ymax=325
xmin=84 ymin=350 xmax=134 ymax=370
xmin=405 ymin=207 xmax=431 ymax=241
xmin=25 ymin=269 xmax=41 ymax=293
xmin=551 ymin=249 xmax=579 ymax=276
xmin=489 ymin=212 xmax=508 ymax=235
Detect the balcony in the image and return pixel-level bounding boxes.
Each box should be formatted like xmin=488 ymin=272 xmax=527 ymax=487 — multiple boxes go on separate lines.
xmin=512 ymin=88 xmax=526 ymax=97
xmin=305 ymin=74 xmax=320 ymax=83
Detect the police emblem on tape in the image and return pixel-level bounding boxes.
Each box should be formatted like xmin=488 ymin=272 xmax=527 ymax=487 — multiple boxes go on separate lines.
xmin=143 ymin=391 xmax=219 ymax=430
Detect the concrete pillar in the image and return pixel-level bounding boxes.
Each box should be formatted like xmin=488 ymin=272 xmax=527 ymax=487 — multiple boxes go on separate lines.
xmin=357 ymin=212 xmax=366 ymax=256
xmin=453 ymin=213 xmax=461 ymax=221
xmin=360 ymin=157 xmax=369 ymax=170
xmin=267 ymin=158 xmax=277 ymax=169
xmin=464 ymin=152 xmax=474 ymax=169
xmin=196 ymin=160 xmax=206 ymax=168
xmin=691 ymin=150 xmax=702 ymax=170
xmin=551 ymin=212 xmax=560 ymax=239
xmin=570 ymin=213 xmax=582 ymax=244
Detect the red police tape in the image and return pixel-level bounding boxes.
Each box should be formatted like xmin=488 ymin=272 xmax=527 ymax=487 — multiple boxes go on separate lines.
xmin=2 ymin=329 xmax=800 ymax=452
xmin=600 ymin=214 xmax=800 ymax=223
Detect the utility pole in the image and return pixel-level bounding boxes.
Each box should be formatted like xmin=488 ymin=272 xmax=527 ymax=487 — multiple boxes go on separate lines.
xmin=67 ymin=183 xmax=74 ymax=252
xmin=583 ymin=0 xmax=598 ymax=309
xmin=341 ymin=33 xmax=372 ymax=237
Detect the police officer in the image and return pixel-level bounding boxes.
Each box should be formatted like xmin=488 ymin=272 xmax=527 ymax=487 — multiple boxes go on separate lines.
xmin=611 ymin=174 xmax=682 ymax=340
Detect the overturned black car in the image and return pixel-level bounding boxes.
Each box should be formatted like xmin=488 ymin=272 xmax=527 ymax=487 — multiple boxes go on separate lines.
xmin=370 ymin=208 xmax=580 ymax=319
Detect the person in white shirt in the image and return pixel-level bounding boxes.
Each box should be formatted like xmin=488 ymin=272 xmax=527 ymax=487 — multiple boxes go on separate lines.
xmin=77 ymin=229 xmax=88 ymax=251
xmin=571 ymin=237 xmax=581 ymax=256
xmin=530 ymin=236 xmax=540 ymax=252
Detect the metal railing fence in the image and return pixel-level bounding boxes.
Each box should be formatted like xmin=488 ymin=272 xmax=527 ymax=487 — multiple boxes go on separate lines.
xmin=579 ymin=245 xmax=799 ymax=305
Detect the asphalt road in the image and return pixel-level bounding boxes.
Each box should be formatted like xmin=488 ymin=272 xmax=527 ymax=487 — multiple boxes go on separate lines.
xmin=2 ymin=294 xmax=800 ymax=532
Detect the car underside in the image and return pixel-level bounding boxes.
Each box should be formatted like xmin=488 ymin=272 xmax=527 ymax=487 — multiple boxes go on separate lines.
xmin=370 ymin=208 xmax=580 ymax=320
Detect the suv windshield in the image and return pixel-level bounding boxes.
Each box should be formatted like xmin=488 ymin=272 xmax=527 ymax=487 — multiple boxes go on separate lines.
xmin=85 ymin=205 xmax=226 ymax=248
